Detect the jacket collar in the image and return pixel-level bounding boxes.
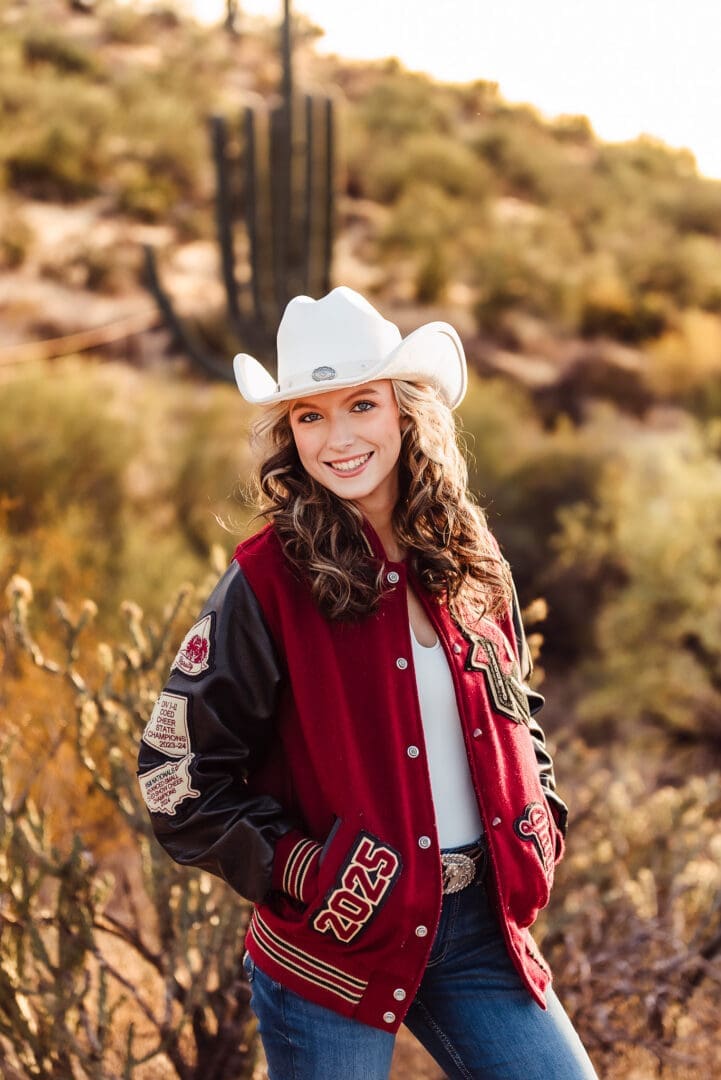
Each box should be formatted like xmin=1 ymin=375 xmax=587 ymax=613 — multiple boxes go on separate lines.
xmin=359 ymin=517 xmax=407 ymax=566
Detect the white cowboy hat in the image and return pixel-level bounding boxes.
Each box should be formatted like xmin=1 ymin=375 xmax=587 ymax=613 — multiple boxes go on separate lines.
xmin=233 ymin=286 xmax=467 ymax=409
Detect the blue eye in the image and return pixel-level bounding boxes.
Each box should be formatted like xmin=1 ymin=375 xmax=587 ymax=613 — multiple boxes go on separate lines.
xmin=352 ymin=401 xmax=375 ymax=413
xmin=299 ymin=411 xmax=322 ymax=423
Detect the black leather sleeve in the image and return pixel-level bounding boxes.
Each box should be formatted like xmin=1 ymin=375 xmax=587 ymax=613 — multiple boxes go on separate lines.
xmin=510 ymin=577 xmax=569 ymax=837
xmin=137 ymin=561 xmax=299 ymax=901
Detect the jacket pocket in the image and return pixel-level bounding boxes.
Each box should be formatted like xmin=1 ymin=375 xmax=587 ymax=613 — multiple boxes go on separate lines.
xmin=304 ymin=821 xmax=403 ymax=946
xmin=505 ymin=800 xmax=556 ymax=927
xmin=319 ymin=816 xmax=343 ymax=867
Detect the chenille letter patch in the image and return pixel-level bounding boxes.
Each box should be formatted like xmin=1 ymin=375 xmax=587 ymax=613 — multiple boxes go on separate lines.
xmin=311 ymin=832 xmax=401 ymax=944
xmin=513 ymin=802 xmax=555 ymax=882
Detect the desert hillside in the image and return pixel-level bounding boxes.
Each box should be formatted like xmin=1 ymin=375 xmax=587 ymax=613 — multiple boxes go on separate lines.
xmin=2 ymin=3 xmax=721 ymax=1078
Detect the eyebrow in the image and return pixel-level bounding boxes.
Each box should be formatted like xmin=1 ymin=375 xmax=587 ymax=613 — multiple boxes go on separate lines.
xmin=290 ymin=388 xmax=381 ymax=414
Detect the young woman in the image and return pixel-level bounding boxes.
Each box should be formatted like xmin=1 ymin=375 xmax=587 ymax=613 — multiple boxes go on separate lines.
xmin=138 ymin=287 xmax=597 ymax=1079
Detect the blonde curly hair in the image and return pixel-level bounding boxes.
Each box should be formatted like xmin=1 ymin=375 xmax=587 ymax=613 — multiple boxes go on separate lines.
xmin=250 ymin=379 xmax=512 ymax=623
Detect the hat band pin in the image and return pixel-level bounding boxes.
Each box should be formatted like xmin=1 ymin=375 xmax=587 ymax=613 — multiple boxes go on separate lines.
xmin=312 ymin=366 xmax=336 ymax=381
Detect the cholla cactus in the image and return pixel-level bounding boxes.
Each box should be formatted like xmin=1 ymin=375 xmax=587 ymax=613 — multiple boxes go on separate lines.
xmin=1 ymin=570 xmax=256 ymax=1079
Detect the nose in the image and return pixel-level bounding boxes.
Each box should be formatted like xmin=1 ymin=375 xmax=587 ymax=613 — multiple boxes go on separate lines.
xmin=326 ymin=413 xmax=355 ymax=452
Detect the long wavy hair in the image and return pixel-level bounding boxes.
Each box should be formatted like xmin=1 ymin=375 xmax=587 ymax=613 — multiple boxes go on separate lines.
xmin=250 ymin=379 xmax=512 ymax=624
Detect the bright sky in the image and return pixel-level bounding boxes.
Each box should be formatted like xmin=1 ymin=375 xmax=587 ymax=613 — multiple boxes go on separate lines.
xmin=187 ymin=0 xmax=721 ymax=180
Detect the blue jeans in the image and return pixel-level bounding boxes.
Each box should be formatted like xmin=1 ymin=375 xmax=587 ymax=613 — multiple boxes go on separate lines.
xmin=243 ymin=860 xmax=598 ymax=1079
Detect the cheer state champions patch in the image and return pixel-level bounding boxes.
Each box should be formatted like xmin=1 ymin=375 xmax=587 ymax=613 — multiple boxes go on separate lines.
xmin=142 ymin=691 xmax=191 ymax=758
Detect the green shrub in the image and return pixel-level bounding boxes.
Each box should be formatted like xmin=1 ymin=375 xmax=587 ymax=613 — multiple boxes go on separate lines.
xmin=472 ymin=120 xmax=575 ymax=203
xmin=0 ymin=11 xmax=214 ymax=215
xmin=658 ymin=177 xmax=721 ymax=236
xmin=115 ymin=159 xmax=184 ymax=221
xmin=0 ymin=361 xmax=135 ymax=606
xmin=550 ymin=415 xmax=721 ymax=741
xmin=7 ymin=122 xmax=101 ymax=199
xmin=358 ymin=70 xmax=456 ymax=139
xmin=578 ymin=274 xmax=668 ymax=343
xmin=361 ymin=131 xmax=491 ymax=205
xmin=163 ymin=384 xmax=255 ymax=557
xmin=646 ymin=309 xmax=721 ymax=399
xmin=596 ymin=136 xmax=697 ymax=186
xmin=113 ymin=88 xmax=209 ymax=202
xmin=379 ymin=181 xmax=462 ymax=252
xmin=454 ymin=79 xmax=501 ymax=120
xmin=102 ymin=4 xmax=153 ymax=44
xmin=0 ymin=360 xmax=254 ymax=621
xmin=22 ymin=29 xmax=99 ymax=77
xmin=549 ymin=113 xmax=595 ymax=144
xmin=1 ymin=75 xmax=114 ymax=200
xmin=0 ymin=362 xmax=133 ymax=537
xmin=470 ymin=205 xmax=584 ymax=333
xmin=472 ymin=226 xmax=576 ymax=334
xmin=376 ymin=181 xmax=481 ymax=299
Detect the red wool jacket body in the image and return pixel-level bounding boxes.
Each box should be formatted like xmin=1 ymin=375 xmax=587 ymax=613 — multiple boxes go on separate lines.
xmin=138 ymin=521 xmax=568 ymax=1034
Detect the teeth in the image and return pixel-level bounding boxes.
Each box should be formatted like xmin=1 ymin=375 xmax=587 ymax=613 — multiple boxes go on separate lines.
xmin=328 ymin=453 xmax=371 ymax=472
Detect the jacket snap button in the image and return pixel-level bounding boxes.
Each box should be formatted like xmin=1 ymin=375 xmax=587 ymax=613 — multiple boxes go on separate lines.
xmin=396 ymin=657 xmax=408 ymax=670
xmin=387 ymin=570 xmax=400 ymax=585
xmin=492 ymin=816 xmax=502 ymax=827
xmin=393 ymin=988 xmax=406 ymax=1001
xmin=415 ymin=925 xmax=428 ymax=937
xmin=453 ymin=643 xmax=462 ymax=654
xmin=472 ymin=728 xmax=483 ymax=738
xmin=383 ymin=1011 xmax=396 ymax=1023
xmin=407 ymin=745 xmax=420 ymax=758
xmin=418 ymin=835 xmax=431 ymax=849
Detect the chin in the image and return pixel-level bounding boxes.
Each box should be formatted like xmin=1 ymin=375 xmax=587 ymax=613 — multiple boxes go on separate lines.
xmin=327 ymin=479 xmax=376 ymax=501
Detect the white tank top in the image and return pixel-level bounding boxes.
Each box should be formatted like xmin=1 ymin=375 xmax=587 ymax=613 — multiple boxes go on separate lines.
xmin=410 ymin=626 xmax=484 ymax=847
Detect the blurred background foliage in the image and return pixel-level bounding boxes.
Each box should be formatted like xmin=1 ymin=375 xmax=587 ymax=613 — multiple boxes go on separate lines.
xmin=2 ymin=0 xmax=721 ymax=1076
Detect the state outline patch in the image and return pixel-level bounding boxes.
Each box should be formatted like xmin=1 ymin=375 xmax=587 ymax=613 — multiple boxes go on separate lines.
xmin=139 ymin=754 xmax=200 ymax=816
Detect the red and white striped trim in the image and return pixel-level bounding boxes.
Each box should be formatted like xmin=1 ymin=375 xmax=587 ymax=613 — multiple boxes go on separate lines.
xmin=282 ymin=837 xmax=323 ymax=902
xmin=250 ymin=910 xmax=367 ymax=1005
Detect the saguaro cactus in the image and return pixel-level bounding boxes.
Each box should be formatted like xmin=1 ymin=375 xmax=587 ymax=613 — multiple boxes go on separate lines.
xmin=145 ymin=0 xmax=336 ymax=381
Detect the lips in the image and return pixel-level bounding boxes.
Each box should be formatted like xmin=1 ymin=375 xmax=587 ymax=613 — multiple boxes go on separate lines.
xmin=326 ymin=451 xmax=373 ymax=474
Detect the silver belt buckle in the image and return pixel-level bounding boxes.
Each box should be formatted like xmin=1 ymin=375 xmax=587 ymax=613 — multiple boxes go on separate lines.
xmin=441 ymin=852 xmax=476 ymax=894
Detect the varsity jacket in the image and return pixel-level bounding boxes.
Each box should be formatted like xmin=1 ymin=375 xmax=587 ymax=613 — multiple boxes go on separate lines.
xmin=137 ymin=521 xmax=568 ymax=1033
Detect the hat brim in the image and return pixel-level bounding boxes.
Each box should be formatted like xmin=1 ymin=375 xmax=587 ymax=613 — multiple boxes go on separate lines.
xmin=233 ymin=321 xmax=467 ymax=409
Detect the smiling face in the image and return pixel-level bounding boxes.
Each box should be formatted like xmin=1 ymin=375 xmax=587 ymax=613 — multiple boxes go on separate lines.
xmin=288 ymin=380 xmax=402 ymax=518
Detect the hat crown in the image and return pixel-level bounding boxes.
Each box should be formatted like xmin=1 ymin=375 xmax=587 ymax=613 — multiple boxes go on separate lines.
xmin=277 ymin=287 xmax=401 ymax=391
xmin=233 ymin=284 xmax=467 ymax=409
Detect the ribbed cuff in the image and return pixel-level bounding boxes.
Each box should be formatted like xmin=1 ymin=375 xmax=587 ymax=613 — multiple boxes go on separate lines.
xmin=271 ymin=830 xmax=323 ymax=903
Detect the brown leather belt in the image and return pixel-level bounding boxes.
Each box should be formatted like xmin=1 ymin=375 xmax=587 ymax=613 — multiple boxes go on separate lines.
xmin=440 ymin=839 xmax=487 ymax=895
